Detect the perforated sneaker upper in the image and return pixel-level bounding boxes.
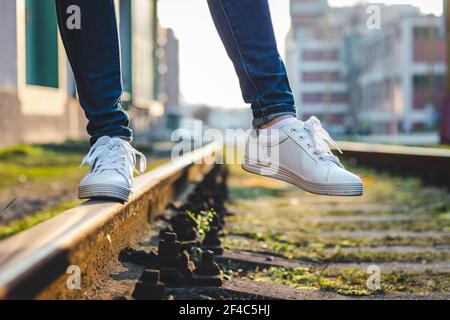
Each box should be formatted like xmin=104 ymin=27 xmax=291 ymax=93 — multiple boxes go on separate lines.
xmin=80 ymin=136 xmax=147 ymax=187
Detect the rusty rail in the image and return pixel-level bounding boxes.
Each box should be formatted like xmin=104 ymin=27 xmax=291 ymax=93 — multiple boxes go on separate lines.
xmin=339 ymin=141 xmax=450 ymax=187
xmin=0 ymin=141 xmax=222 ymax=300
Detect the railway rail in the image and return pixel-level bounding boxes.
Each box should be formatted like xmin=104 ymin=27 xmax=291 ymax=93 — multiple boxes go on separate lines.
xmin=339 ymin=141 xmax=450 ymax=187
xmin=0 ymin=142 xmax=221 ymax=300
xmin=0 ymin=141 xmax=449 ymax=300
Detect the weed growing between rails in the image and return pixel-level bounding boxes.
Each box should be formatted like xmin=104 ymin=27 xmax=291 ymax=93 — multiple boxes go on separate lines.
xmin=223 ymin=164 xmax=450 ymax=297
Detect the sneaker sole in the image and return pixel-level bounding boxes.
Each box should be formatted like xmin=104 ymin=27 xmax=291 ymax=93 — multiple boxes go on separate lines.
xmin=78 ymin=184 xmax=132 ymax=202
xmin=242 ymin=160 xmax=363 ymax=196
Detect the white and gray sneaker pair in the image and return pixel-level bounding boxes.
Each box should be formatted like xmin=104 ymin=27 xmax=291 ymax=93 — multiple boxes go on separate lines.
xmin=243 ymin=117 xmax=364 ymax=196
xmin=79 ymin=116 xmax=362 ymax=202
xmin=78 ymin=136 xmax=147 ymax=202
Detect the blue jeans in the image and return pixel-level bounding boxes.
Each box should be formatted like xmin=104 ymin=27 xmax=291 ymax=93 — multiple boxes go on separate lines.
xmin=207 ymin=0 xmax=296 ymax=126
xmin=56 ymin=0 xmax=296 ymax=144
xmin=55 ymin=0 xmax=130 ymax=145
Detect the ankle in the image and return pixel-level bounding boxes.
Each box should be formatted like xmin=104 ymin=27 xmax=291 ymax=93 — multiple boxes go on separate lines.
xmin=259 ymin=115 xmax=296 ymax=129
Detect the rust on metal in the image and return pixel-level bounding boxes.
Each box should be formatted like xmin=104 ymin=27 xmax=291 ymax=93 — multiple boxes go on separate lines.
xmin=191 ymin=250 xmax=224 ymax=287
xmin=147 ymin=232 xmax=195 ymax=287
xmin=0 ymin=141 xmax=221 ymax=300
xmin=132 ymin=269 xmax=166 ymax=300
xmin=201 ymin=227 xmax=224 ymax=256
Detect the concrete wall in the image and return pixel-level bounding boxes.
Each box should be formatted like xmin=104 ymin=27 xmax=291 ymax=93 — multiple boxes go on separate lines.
xmin=0 ymin=1 xmax=88 ymax=148
xmin=0 ymin=89 xmax=21 ymax=147
xmin=0 ymin=0 xmax=159 ymax=148
xmin=0 ymin=89 xmax=87 ymax=148
xmin=0 ymin=0 xmax=17 ymax=88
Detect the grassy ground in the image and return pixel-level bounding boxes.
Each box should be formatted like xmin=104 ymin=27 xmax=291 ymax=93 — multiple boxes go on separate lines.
xmin=0 ymin=142 xmax=88 ymax=225
xmin=0 ymin=143 xmax=87 ymax=188
xmin=425 ymin=144 xmax=450 ymax=150
xmin=224 ymin=164 xmax=450 ymax=296
xmin=0 ymin=199 xmax=84 ymax=241
xmin=0 ymin=141 xmax=169 ymax=240
xmin=244 ymin=267 xmax=450 ymax=296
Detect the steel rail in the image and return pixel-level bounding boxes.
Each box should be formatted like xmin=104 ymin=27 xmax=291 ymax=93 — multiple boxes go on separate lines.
xmin=0 ymin=141 xmax=221 ymax=300
xmin=339 ymin=141 xmax=450 ymax=187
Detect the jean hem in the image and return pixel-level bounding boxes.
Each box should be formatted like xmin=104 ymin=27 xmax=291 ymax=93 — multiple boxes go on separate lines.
xmin=90 ymin=132 xmax=133 ymax=146
xmin=252 ymin=110 xmax=297 ymax=127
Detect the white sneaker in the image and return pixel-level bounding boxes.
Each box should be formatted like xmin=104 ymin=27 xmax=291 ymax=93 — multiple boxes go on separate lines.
xmin=242 ymin=117 xmax=363 ymax=196
xmin=78 ymin=136 xmax=147 ymax=201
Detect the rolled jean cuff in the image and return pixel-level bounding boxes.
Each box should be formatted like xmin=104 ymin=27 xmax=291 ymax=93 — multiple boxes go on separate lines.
xmin=90 ymin=131 xmax=133 ymax=146
xmin=252 ymin=108 xmax=297 ymax=127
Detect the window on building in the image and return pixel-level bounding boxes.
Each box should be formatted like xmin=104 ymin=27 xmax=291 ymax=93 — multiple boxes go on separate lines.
xmin=414 ymin=26 xmax=439 ymax=40
xmin=413 ymin=75 xmax=444 ymax=110
xmin=119 ymin=0 xmax=132 ymax=97
xmin=303 ymin=92 xmax=348 ymax=103
xmin=25 ymin=0 xmax=59 ymax=88
xmin=302 ymin=49 xmax=339 ymax=61
xmin=302 ymin=71 xmax=341 ymax=82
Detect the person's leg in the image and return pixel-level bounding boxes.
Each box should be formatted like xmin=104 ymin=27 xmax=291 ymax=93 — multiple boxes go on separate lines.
xmin=55 ymin=0 xmax=132 ymax=145
xmin=208 ymin=0 xmax=363 ymax=196
xmin=55 ymin=0 xmax=145 ymax=202
xmin=207 ymin=0 xmax=296 ymax=127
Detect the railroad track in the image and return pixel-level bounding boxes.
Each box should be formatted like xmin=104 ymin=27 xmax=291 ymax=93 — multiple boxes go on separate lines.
xmin=0 ymin=142 xmax=221 ymax=300
xmin=0 ymin=141 xmax=449 ymax=300
xmin=339 ymin=141 xmax=450 ymax=187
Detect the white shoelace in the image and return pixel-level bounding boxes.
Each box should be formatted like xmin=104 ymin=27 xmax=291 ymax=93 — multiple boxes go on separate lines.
xmin=299 ymin=117 xmax=343 ymax=166
xmin=80 ymin=137 xmax=147 ymax=175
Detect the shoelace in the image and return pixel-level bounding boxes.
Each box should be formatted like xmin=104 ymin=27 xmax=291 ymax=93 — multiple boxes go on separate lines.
xmin=80 ymin=138 xmax=147 ymax=174
xmin=301 ymin=117 xmax=343 ymax=166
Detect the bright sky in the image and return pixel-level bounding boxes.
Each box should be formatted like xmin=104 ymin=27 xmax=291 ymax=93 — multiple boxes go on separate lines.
xmin=158 ymin=0 xmax=443 ymax=108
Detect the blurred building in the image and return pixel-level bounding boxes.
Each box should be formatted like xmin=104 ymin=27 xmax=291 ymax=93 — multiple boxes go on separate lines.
xmin=286 ymin=1 xmax=446 ymax=137
xmin=157 ymin=27 xmax=180 ymax=112
xmin=206 ymin=107 xmax=253 ymax=131
xmin=156 ymin=27 xmax=181 ymax=137
xmin=286 ymin=0 xmax=353 ymax=135
xmin=119 ymin=0 xmax=164 ymax=137
xmin=441 ymin=0 xmax=450 ymax=143
xmin=179 ymin=104 xmax=252 ymax=130
xmin=0 ymin=0 xmax=162 ymax=148
xmin=359 ymin=14 xmax=445 ymax=134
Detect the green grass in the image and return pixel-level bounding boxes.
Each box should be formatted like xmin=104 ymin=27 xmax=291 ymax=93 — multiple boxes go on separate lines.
xmin=246 ymin=267 xmax=374 ymax=295
xmin=0 ymin=144 xmax=86 ymax=188
xmin=0 ymin=142 xmax=172 ymax=240
xmin=0 ymin=143 xmax=171 ymax=189
xmin=224 ymin=163 xmax=450 ymax=295
xmin=146 ymin=158 xmax=172 ymax=171
xmin=244 ymin=267 xmax=450 ymax=296
xmin=0 ymin=199 xmax=84 ymax=240
xmin=224 ymin=235 xmax=450 ymax=263
xmin=230 ymin=186 xmax=285 ymax=200
xmin=424 ymin=144 xmax=450 ymax=150
xmin=0 ymin=144 xmax=86 ymax=166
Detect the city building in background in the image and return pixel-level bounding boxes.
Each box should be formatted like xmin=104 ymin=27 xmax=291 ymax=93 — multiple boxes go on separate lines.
xmin=286 ymin=0 xmax=353 ymax=135
xmin=155 ymin=26 xmax=181 ymax=138
xmin=0 ymin=0 xmax=85 ymax=148
xmin=158 ymin=27 xmax=180 ymax=112
xmin=0 ymin=0 xmax=162 ymax=148
xmin=176 ymin=104 xmax=252 ymax=146
xmin=358 ymin=10 xmax=445 ymax=136
xmin=119 ymin=0 xmax=165 ymax=137
xmin=286 ymin=0 xmax=446 ymax=142
xmin=441 ymin=0 xmax=450 ymax=143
